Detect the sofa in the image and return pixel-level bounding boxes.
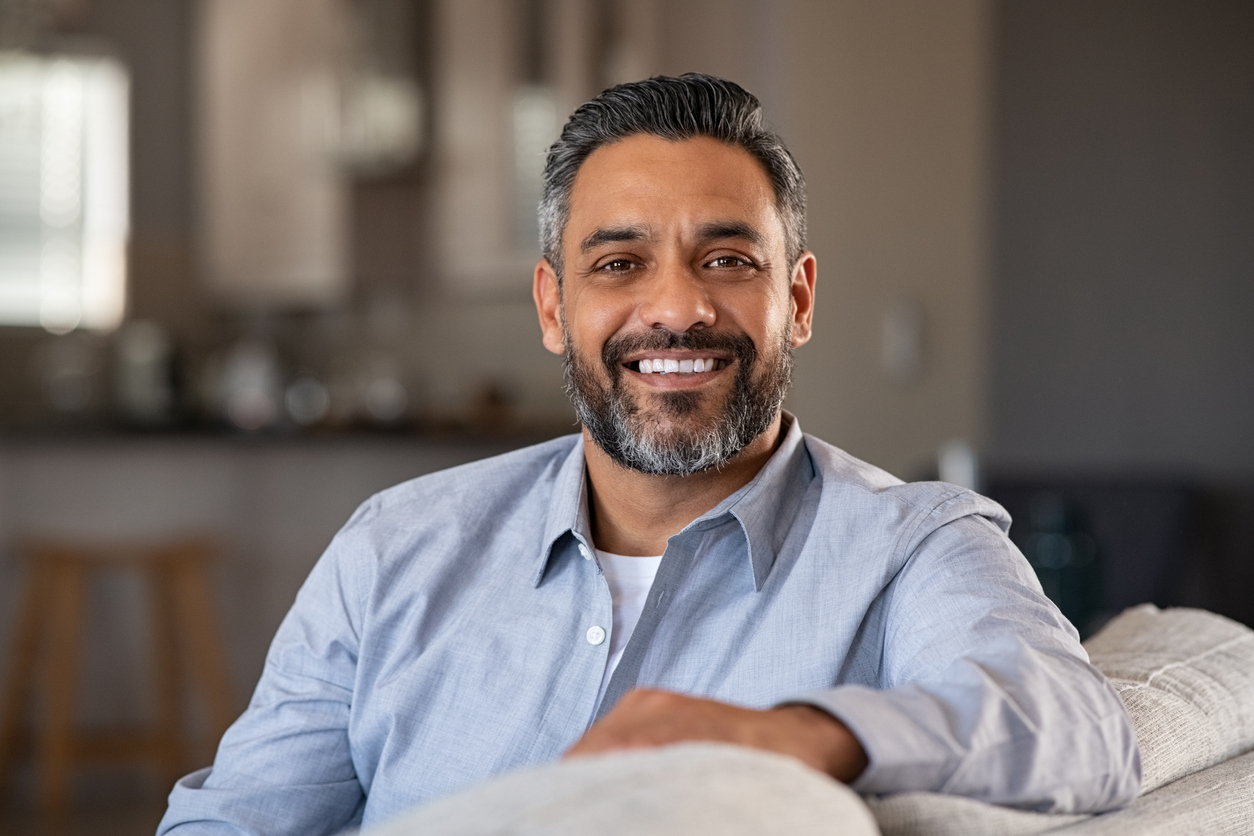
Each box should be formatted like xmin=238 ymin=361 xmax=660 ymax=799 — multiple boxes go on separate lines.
xmin=362 ymin=605 xmax=1254 ymax=835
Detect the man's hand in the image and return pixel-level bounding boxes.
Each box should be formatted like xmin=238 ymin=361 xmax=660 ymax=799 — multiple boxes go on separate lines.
xmin=565 ymin=688 xmax=869 ymax=783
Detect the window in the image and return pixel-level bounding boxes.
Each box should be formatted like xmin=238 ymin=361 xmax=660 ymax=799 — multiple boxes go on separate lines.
xmin=0 ymin=51 xmax=128 ymax=332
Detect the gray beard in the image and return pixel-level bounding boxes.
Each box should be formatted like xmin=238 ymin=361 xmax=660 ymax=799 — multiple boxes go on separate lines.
xmin=562 ymin=325 xmax=793 ymax=476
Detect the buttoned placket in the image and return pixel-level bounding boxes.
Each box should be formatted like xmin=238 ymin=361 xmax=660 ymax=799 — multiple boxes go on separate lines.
xmin=515 ymin=531 xmax=616 ymax=765
xmin=576 ymin=534 xmax=613 ymax=706
xmin=581 ymin=540 xmax=610 ymax=645
xmin=590 ymin=525 xmax=710 ymax=722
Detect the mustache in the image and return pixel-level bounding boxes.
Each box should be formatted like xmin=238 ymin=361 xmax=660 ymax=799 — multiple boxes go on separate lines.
xmin=601 ymin=329 xmax=759 ymax=375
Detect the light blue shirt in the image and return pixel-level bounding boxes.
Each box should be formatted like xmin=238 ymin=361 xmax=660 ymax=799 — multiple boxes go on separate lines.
xmin=159 ymin=416 xmax=1140 ymax=834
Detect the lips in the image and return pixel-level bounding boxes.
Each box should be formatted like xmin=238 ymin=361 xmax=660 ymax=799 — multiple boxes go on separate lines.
xmin=603 ymin=331 xmax=754 ymax=383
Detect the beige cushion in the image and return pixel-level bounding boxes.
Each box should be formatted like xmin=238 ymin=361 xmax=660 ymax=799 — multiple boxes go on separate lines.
xmin=361 ymin=742 xmax=880 ymax=836
xmin=1046 ymin=747 xmax=1254 ymax=835
xmin=880 ymin=748 xmax=1254 ymax=836
xmin=868 ymin=605 xmax=1254 ymax=835
xmin=866 ymin=793 xmax=1080 ymax=836
xmin=1085 ymin=604 xmax=1254 ymax=792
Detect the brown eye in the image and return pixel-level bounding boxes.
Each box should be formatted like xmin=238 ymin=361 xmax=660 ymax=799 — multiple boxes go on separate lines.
xmin=708 ymin=255 xmax=749 ymax=268
xmin=601 ymin=259 xmax=634 ymax=272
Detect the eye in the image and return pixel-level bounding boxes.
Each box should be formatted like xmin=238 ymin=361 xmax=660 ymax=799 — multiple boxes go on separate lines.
xmin=598 ymin=258 xmax=636 ymax=272
xmin=706 ymin=255 xmax=752 ymax=269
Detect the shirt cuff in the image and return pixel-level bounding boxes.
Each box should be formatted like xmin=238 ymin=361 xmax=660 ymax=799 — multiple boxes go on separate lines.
xmin=779 ymin=684 xmax=962 ymax=795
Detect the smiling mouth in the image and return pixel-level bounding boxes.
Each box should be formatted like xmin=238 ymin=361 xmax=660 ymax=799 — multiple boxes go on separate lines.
xmin=628 ymin=357 xmax=730 ymax=375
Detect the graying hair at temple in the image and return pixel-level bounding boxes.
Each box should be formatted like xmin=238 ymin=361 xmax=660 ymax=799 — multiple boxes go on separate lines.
xmin=538 ymin=73 xmax=808 ymax=280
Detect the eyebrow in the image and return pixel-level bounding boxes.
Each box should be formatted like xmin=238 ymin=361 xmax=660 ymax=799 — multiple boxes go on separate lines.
xmin=579 ymin=220 xmax=767 ymax=253
xmin=579 ymin=224 xmax=652 ymax=253
xmin=695 ymin=221 xmax=767 ymax=249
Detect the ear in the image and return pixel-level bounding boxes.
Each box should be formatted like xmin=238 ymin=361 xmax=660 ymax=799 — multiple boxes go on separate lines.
xmin=789 ymin=250 xmax=817 ymax=347
xmin=534 ymin=258 xmax=566 ymax=355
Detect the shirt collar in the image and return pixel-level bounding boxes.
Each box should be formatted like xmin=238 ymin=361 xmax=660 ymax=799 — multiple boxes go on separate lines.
xmin=692 ymin=412 xmax=814 ymax=590
xmin=534 ymin=413 xmax=814 ymax=591
xmin=535 ymin=437 xmax=594 ymax=587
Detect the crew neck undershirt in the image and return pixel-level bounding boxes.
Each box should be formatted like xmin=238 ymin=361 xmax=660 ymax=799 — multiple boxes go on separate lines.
xmin=591 ymin=549 xmax=664 ymax=715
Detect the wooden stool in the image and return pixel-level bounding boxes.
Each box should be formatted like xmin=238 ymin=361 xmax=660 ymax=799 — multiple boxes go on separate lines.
xmin=0 ymin=537 xmax=237 ymax=815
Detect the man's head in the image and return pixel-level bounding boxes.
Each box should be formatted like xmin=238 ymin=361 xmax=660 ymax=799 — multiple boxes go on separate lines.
xmin=533 ymin=75 xmax=815 ymax=477
xmin=540 ymin=74 xmax=807 ymax=281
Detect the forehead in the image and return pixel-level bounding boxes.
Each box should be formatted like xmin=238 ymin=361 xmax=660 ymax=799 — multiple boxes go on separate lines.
xmin=566 ymin=134 xmax=782 ymax=246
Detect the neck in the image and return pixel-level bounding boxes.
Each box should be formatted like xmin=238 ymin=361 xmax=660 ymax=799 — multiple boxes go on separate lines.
xmin=583 ymin=413 xmax=785 ymax=556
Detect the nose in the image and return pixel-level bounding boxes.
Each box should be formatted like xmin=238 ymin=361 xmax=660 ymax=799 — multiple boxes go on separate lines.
xmin=636 ymin=259 xmax=716 ymax=333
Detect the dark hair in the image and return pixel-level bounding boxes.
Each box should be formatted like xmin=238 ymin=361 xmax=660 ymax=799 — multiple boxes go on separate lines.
xmin=539 ymin=73 xmax=807 ymax=278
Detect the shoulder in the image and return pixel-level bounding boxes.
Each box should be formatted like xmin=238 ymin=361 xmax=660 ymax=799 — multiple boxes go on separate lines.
xmin=800 ymin=432 xmax=1012 ymax=551
xmin=325 ymin=433 xmax=581 ymax=574
xmin=281 ymin=434 xmax=582 ymax=650
xmin=367 ymin=433 xmax=581 ymax=518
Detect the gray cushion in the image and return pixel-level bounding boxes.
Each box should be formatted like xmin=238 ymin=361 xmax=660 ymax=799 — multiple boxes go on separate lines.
xmin=361 ymin=742 xmax=880 ymax=836
xmin=1046 ymin=747 xmax=1254 ymax=835
xmin=876 ymin=748 xmax=1254 ymax=836
xmin=1084 ymin=604 xmax=1254 ymax=793
xmin=866 ymin=793 xmax=1081 ymax=836
xmin=867 ymin=605 xmax=1254 ymax=835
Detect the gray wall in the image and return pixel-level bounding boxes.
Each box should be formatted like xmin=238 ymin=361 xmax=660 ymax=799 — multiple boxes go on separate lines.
xmin=0 ymin=0 xmax=202 ymax=421
xmin=659 ymin=0 xmax=995 ymax=481
xmin=992 ymin=0 xmax=1254 ymax=480
xmin=81 ymin=0 xmax=206 ymax=332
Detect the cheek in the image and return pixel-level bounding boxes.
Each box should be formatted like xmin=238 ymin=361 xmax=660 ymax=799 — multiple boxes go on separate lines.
xmin=568 ymin=290 xmax=637 ymax=345
xmin=724 ymin=288 xmax=792 ymax=342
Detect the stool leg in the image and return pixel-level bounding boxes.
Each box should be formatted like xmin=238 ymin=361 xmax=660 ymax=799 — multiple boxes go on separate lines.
xmin=40 ymin=559 xmax=85 ymax=816
xmin=169 ymin=558 xmax=237 ymax=757
xmin=149 ymin=561 xmax=184 ymax=789
xmin=0 ymin=560 xmax=55 ymax=797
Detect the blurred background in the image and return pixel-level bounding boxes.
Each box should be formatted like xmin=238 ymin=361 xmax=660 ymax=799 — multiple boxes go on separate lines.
xmin=0 ymin=0 xmax=1251 ymax=831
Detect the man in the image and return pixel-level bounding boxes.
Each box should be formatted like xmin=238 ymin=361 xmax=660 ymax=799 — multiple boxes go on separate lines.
xmin=159 ymin=74 xmax=1139 ymax=835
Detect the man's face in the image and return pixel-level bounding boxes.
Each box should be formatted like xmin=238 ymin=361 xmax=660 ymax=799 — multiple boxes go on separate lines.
xmin=534 ymin=134 xmax=815 ymax=475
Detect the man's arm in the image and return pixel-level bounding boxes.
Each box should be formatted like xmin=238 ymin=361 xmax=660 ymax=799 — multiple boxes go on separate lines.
xmin=803 ymin=510 xmax=1141 ymax=812
xmin=566 ymin=689 xmax=868 ymax=782
xmin=567 ymin=504 xmax=1140 ymax=813
xmin=157 ymin=501 xmax=375 ymax=835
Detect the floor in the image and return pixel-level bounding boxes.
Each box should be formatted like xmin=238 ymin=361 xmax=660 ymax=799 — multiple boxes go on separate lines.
xmin=0 ymin=768 xmax=169 ymax=836
xmin=0 ymin=803 xmax=166 ymax=836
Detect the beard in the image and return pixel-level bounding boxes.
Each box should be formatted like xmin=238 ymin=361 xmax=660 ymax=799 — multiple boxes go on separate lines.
xmin=562 ymin=323 xmax=794 ymax=476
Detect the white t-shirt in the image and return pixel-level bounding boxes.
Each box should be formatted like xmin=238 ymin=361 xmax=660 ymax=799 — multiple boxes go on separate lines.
xmin=591 ymin=549 xmax=663 ymax=714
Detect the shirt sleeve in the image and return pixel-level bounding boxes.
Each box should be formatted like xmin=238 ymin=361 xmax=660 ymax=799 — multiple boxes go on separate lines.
xmin=156 ymin=499 xmax=377 ymax=836
xmin=789 ymin=495 xmax=1141 ymax=813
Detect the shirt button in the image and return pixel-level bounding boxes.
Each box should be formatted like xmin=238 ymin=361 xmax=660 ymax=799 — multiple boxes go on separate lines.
xmin=578 ymin=544 xmax=592 ymax=560
xmin=586 ymin=626 xmax=606 ymax=645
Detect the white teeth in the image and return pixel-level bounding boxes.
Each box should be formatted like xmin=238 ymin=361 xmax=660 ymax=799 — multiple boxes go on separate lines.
xmin=634 ymin=357 xmax=719 ymax=374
